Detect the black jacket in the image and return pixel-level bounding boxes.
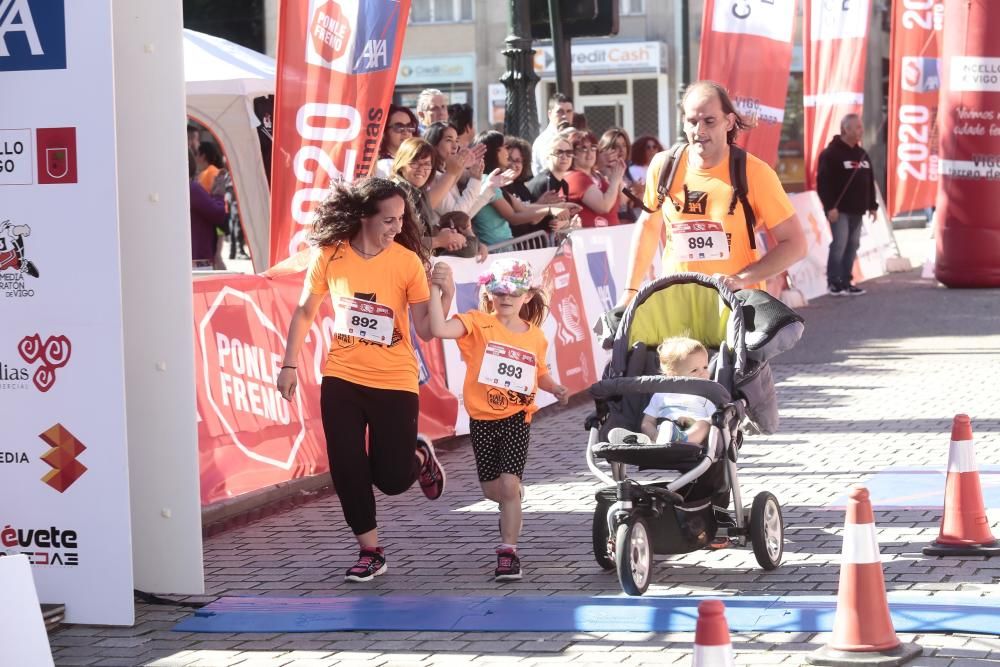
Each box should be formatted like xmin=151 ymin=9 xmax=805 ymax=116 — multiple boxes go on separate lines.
xmin=816 ymin=135 xmax=877 ymax=215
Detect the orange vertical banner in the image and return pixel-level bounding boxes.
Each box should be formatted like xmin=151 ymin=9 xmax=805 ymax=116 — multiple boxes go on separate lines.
xmin=887 ymin=0 xmax=943 ymax=219
xmin=268 ymin=0 xmax=411 ymax=267
xmin=803 ymin=0 xmax=871 ymax=190
xmin=697 ymin=0 xmax=796 ymax=166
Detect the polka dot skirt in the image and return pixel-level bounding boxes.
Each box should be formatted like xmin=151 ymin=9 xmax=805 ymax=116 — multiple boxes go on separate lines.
xmin=469 ymin=411 xmax=531 ymax=482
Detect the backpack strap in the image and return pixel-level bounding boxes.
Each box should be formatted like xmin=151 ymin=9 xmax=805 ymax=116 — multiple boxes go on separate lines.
xmin=727 ymin=145 xmax=757 ymax=250
xmin=655 ymin=141 xmax=688 ymax=212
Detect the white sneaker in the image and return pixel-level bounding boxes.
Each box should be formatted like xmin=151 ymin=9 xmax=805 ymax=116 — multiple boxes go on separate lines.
xmin=607 ymin=427 xmax=652 ymax=445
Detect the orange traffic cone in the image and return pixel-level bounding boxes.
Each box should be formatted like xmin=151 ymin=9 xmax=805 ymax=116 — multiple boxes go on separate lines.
xmin=808 ymin=486 xmax=921 ymax=666
xmin=693 ymin=599 xmax=734 ymax=667
xmin=923 ymin=414 xmax=1000 ymax=556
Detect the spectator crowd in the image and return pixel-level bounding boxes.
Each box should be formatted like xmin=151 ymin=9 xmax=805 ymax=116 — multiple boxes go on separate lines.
xmin=188 ymin=87 xmax=664 ymax=269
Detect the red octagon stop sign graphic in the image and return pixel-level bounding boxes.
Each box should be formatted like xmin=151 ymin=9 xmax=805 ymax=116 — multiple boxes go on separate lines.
xmin=310 ymin=1 xmax=352 ymax=64
xmin=198 ymin=286 xmax=306 ymax=470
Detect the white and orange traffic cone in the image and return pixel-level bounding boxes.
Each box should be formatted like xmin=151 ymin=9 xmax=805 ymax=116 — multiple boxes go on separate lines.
xmin=923 ymin=414 xmax=1000 ymax=556
xmin=808 ymin=486 xmax=921 ymax=666
xmin=692 ymin=599 xmax=734 ymax=667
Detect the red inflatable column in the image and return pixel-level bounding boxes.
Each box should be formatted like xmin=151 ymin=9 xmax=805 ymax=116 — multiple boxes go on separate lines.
xmin=935 ymin=0 xmax=1000 ymax=287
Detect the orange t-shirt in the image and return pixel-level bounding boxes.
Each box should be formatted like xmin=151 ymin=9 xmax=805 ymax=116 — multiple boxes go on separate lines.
xmin=306 ymin=242 xmax=430 ymax=394
xmin=454 ymin=309 xmax=550 ymax=422
xmin=642 ymin=147 xmax=795 ymax=277
xmin=198 ymin=164 xmax=220 ymax=193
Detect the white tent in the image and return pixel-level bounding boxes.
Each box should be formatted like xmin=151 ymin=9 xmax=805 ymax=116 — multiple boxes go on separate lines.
xmin=184 ymin=29 xmax=274 ymax=273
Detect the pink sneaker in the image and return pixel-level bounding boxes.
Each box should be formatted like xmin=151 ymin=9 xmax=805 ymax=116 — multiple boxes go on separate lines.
xmin=416 ymin=437 xmax=445 ymax=500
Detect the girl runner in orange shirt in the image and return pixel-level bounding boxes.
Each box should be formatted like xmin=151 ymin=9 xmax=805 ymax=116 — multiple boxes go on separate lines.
xmin=277 ymin=178 xmax=451 ymax=583
xmin=428 ymin=258 xmax=568 ymax=581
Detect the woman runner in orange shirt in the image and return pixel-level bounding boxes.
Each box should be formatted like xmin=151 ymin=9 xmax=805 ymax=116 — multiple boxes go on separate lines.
xmin=277 ymin=178 xmax=450 ymax=583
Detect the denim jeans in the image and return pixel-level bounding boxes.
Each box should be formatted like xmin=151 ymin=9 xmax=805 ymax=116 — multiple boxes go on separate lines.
xmin=826 ymin=213 xmax=863 ymax=288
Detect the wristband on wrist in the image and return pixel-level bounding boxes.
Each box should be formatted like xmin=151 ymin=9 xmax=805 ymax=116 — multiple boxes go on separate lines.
xmin=625 ymin=287 xmax=638 ymax=293
xmin=281 ymin=365 xmax=296 ymax=370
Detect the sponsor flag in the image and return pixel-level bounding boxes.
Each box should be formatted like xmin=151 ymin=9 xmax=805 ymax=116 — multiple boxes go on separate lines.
xmin=697 ymin=0 xmax=796 ymax=166
xmin=887 ymin=0 xmax=943 ymax=218
xmin=268 ymin=0 xmax=411 ymax=267
xmin=803 ymin=0 xmax=871 ymax=189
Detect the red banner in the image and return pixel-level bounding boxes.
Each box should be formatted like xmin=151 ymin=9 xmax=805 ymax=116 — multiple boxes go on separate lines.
xmin=697 ymin=0 xmax=796 ymax=166
xmin=543 ymin=244 xmax=598 ymax=395
xmin=193 ymin=272 xmax=455 ymax=505
xmin=268 ymin=0 xmax=411 ymax=267
xmin=887 ymin=0 xmax=943 ymax=218
xmin=934 ymin=0 xmax=1000 ymax=287
xmin=803 ymin=0 xmax=871 ymax=189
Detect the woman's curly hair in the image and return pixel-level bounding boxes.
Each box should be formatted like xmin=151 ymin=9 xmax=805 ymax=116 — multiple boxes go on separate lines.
xmin=308 ymin=177 xmax=429 ymax=265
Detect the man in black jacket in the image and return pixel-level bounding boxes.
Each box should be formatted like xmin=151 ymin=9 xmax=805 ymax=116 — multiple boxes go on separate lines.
xmin=816 ymin=113 xmax=877 ymax=296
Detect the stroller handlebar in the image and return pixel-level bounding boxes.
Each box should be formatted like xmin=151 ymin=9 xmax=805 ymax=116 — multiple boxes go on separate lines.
xmin=589 ymin=375 xmax=732 ymax=406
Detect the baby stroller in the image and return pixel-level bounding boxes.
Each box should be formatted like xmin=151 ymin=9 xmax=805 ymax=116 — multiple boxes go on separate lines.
xmin=585 ymin=272 xmax=804 ymax=595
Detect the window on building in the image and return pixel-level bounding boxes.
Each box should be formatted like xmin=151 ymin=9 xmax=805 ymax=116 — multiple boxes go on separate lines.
xmin=620 ymin=0 xmax=645 ymax=15
xmin=409 ymin=0 xmax=473 ymax=24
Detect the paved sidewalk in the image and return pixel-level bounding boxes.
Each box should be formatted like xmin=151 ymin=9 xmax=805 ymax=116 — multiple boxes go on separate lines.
xmin=51 ymin=252 xmax=1000 ymax=666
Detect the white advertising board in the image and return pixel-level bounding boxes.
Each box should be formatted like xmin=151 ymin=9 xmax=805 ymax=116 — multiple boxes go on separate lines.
xmin=0 ymin=0 xmax=134 ymax=624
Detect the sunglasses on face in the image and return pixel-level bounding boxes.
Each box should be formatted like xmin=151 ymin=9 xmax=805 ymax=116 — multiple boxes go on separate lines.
xmin=389 ymin=124 xmax=417 ymax=133
xmin=575 ymin=145 xmax=597 ymax=154
xmin=552 ymin=149 xmax=574 ymax=158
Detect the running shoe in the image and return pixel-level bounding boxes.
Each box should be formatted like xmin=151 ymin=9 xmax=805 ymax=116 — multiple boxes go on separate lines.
xmin=416 ymin=436 xmax=445 ymax=500
xmin=344 ymin=547 xmax=387 ymax=582
xmin=828 ymin=284 xmax=846 ymax=296
xmin=845 ymin=284 xmax=866 ymax=296
xmin=494 ymin=547 xmax=523 ymax=582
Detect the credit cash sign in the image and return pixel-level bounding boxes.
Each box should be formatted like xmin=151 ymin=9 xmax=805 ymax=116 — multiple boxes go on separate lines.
xmin=286 ymin=0 xmax=400 ymax=255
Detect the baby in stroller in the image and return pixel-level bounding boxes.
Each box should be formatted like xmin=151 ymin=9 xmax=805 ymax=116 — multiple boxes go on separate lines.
xmin=640 ymin=336 xmax=714 ymax=446
xmin=586 ymin=272 xmax=804 ymax=595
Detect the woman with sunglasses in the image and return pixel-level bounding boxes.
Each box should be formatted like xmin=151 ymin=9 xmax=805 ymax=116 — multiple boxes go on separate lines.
xmin=564 ymin=130 xmax=625 ymax=228
xmin=374 ymin=105 xmax=420 ymax=178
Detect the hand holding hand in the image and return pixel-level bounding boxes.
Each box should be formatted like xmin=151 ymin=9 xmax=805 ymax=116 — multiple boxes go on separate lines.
xmin=551 ymin=383 xmax=570 ymax=405
xmin=430 ymin=261 xmax=455 ymax=293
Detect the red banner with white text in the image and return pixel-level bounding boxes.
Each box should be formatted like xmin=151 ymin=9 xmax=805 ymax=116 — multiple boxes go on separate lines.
xmin=887 ymin=0 xmax=943 ymax=218
xmin=193 ymin=272 xmax=457 ymax=505
xmin=697 ymin=0 xmax=796 ymax=166
xmin=268 ymin=0 xmax=411 ymax=267
xmin=803 ymin=0 xmax=871 ymax=189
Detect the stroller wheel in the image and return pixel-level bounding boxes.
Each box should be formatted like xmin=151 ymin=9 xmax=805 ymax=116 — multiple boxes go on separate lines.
xmin=591 ymin=504 xmax=615 ymax=571
xmin=615 ymin=517 xmax=652 ymax=596
xmin=750 ymin=492 xmax=784 ymax=570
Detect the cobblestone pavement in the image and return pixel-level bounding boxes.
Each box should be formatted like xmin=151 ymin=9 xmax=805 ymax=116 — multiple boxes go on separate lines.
xmin=51 ymin=242 xmax=1000 ymax=666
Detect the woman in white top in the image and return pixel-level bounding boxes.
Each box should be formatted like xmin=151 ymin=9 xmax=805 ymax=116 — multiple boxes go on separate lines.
xmin=425 ymin=121 xmax=497 ymax=219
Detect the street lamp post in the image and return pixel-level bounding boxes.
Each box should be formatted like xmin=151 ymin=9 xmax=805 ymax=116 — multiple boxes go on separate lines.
xmin=676 ymin=0 xmax=691 ymax=136
xmin=501 ymin=0 xmax=540 ymax=141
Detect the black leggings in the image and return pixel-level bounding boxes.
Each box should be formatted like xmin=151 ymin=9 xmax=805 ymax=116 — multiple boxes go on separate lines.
xmin=320 ymin=376 xmax=420 ymax=535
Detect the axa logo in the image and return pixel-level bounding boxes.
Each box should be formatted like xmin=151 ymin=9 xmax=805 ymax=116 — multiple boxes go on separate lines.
xmin=38 ymin=423 xmax=87 ymax=492
xmin=0 ymin=0 xmax=67 ymax=72
xmin=16 ymin=333 xmax=71 ymax=392
xmin=304 ymin=0 xmax=399 ymax=74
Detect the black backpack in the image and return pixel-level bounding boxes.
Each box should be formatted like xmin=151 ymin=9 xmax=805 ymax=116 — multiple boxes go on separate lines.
xmin=625 ymin=141 xmax=759 ymax=250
